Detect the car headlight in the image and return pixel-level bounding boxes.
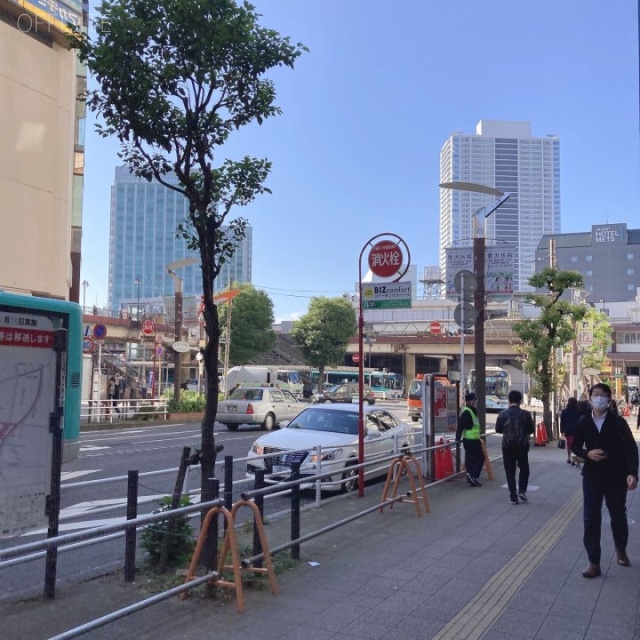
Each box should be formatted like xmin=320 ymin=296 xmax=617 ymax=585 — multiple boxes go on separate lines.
xmin=310 ymin=448 xmax=343 ymax=463
xmin=251 ymin=442 xmax=263 ymax=455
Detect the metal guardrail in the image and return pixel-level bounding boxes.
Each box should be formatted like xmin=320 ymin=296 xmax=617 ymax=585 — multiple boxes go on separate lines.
xmin=81 ymin=398 xmax=169 ymax=423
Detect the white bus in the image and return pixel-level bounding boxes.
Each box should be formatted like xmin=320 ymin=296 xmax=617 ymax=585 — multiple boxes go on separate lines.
xmin=467 ymin=366 xmax=511 ymax=411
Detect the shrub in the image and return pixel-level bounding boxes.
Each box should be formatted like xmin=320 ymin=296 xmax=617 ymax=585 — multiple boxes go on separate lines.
xmin=140 ymin=495 xmax=196 ymax=568
xmin=166 ymin=390 xmax=206 ymax=413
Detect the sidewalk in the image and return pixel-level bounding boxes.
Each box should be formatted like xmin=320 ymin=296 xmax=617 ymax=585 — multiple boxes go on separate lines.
xmin=4 ymin=438 xmax=640 ymax=640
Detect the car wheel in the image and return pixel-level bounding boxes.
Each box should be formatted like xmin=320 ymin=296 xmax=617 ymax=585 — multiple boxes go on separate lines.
xmin=226 ymin=424 xmax=238 ymax=432
xmin=341 ymin=462 xmax=358 ymax=494
xmin=323 ymin=399 xmax=332 ymax=404
xmin=262 ymin=413 xmax=275 ymax=431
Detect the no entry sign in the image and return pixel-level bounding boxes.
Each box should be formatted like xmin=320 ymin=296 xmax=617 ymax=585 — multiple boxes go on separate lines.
xmin=142 ymin=319 xmax=155 ymax=336
xmin=368 ymin=241 xmax=403 ymax=278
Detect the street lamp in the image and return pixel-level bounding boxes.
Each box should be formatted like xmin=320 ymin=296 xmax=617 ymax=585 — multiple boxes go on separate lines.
xmin=135 ymin=277 xmax=141 ymax=323
xmin=440 ymin=181 xmax=511 ymax=431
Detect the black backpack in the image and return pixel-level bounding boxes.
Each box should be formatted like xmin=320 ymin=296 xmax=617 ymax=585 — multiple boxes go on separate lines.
xmin=500 ymin=409 xmax=529 ymax=448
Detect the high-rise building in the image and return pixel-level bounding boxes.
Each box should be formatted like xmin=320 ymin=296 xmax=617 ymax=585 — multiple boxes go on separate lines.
xmin=439 ymin=120 xmax=560 ymax=292
xmin=108 ymin=166 xmax=252 ymax=312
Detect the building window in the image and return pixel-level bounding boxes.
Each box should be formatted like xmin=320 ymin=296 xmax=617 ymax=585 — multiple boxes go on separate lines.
xmin=570 ymin=256 xmax=577 ymax=263
xmin=585 ymin=270 xmax=592 ymax=277
xmin=628 ymin=284 xmax=635 ymax=291
xmin=628 ymin=268 xmax=635 ymax=276
xmin=585 ymin=256 xmax=593 ymax=262
xmin=628 ymin=253 xmax=634 ymax=260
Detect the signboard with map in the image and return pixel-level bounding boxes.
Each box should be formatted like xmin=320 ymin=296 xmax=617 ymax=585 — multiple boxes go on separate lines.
xmin=0 ymin=312 xmax=57 ymax=536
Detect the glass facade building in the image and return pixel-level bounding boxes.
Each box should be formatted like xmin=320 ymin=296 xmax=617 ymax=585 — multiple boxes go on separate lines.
xmin=439 ymin=120 xmax=561 ymax=292
xmin=108 ymin=166 xmax=252 ymax=312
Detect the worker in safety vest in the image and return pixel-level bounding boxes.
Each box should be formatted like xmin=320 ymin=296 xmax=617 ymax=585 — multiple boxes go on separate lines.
xmin=455 ymin=392 xmax=484 ymax=487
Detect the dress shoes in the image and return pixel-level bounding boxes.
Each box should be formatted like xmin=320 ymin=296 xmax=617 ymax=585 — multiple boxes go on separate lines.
xmin=616 ymin=550 xmax=630 ymax=567
xmin=582 ymin=563 xmax=601 ymax=578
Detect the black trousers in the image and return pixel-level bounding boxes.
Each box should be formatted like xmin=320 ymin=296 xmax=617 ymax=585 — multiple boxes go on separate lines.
xmin=582 ymin=474 xmax=629 ymax=564
xmin=502 ymin=447 xmax=530 ymax=498
xmin=463 ymin=439 xmax=484 ymax=479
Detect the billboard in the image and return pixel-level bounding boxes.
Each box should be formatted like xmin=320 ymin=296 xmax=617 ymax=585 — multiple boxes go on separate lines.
xmin=445 ymin=245 xmax=515 ymax=299
xmin=8 ymin=0 xmax=82 ymax=36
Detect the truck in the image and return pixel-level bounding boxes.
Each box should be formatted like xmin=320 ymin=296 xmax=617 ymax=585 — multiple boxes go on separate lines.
xmin=222 ymin=365 xmax=307 ymax=398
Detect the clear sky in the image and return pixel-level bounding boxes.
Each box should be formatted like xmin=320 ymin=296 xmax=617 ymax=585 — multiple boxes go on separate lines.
xmin=80 ymin=0 xmax=640 ymax=320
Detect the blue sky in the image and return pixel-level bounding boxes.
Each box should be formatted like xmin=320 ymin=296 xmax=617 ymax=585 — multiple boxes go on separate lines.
xmin=81 ymin=0 xmax=639 ymax=320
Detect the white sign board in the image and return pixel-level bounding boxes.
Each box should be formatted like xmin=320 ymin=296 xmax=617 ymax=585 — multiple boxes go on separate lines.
xmin=577 ymin=319 xmax=593 ymax=347
xmin=0 ymin=312 xmax=56 ymax=536
xmin=361 ymin=281 xmax=412 ymax=309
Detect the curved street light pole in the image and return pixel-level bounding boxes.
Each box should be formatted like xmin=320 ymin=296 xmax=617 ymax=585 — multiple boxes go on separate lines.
xmin=440 ymin=182 xmax=511 ymax=432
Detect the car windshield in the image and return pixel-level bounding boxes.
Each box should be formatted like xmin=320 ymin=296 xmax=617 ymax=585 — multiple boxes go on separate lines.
xmin=325 ymin=384 xmax=340 ymax=392
xmin=287 ymin=408 xmax=358 ymax=435
xmin=229 ymin=388 xmax=263 ymax=401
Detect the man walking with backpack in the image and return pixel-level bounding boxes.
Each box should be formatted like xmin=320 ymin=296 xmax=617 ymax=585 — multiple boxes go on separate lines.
xmin=495 ymin=390 xmax=535 ymax=505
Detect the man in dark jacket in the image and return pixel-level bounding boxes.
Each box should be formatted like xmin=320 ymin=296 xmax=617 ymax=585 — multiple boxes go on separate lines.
xmin=495 ymin=390 xmax=535 ymax=505
xmin=455 ymin=392 xmax=483 ymax=487
xmin=571 ymin=383 xmax=638 ymax=579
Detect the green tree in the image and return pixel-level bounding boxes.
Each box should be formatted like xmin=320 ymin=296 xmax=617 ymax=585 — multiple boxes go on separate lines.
xmin=218 ymin=284 xmax=276 ymax=366
xmin=512 ymin=268 xmax=587 ymax=439
xmin=71 ymin=0 xmax=305 ymax=527
xmin=581 ymin=308 xmax=613 ymax=374
xmin=291 ymin=297 xmax=357 ymax=386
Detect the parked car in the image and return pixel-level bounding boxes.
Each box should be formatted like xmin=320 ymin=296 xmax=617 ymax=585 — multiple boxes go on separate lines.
xmin=215 ymin=387 xmax=303 ymax=431
xmin=312 ymin=383 xmax=376 ymax=405
xmin=246 ymin=404 xmax=414 ymax=493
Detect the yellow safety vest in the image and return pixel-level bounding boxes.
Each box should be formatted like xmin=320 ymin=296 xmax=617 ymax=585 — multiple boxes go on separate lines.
xmin=461 ymin=406 xmax=481 ymax=440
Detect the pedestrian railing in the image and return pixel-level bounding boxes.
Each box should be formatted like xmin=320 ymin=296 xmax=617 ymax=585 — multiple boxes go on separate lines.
xmin=80 ymin=397 xmax=169 ymax=423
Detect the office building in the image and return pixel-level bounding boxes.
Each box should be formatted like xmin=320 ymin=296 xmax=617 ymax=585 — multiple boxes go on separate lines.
xmin=108 ymin=166 xmax=252 ymax=313
xmin=536 ymin=223 xmax=640 ymax=304
xmin=0 ymin=0 xmax=86 ymax=301
xmin=439 ymin=120 xmax=561 ymax=292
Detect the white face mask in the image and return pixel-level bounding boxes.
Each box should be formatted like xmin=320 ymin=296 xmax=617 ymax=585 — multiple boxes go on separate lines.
xmin=591 ymin=396 xmax=609 ymax=412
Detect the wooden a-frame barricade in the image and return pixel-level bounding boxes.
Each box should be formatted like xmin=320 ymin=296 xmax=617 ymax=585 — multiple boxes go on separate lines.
xmin=379 ymin=454 xmax=430 ymax=517
xmin=181 ymin=498 xmax=279 ymax=612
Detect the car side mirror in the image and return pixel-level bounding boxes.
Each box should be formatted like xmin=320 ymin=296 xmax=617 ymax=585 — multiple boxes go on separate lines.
xmin=365 ymin=428 xmax=381 ymax=438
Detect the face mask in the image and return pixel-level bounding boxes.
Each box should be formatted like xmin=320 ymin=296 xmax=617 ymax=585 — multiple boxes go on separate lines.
xmin=591 ymin=396 xmax=609 ymax=412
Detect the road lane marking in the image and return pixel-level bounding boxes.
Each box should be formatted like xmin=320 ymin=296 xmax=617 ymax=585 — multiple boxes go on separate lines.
xmin=61 ymin=470 xmax=102 ymax=482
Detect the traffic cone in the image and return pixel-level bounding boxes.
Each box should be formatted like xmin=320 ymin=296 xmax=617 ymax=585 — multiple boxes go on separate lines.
xmin=434 ymin=438 xmax=445 ymax=480
xmin=442 ymin=441 xmax=454 ymax=477
xmin=535 ymin=422 xmax=547 ymax=446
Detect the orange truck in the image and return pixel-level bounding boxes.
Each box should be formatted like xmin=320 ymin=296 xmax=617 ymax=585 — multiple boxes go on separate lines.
xmin=407 ymin=374 xmax=425 ymax=422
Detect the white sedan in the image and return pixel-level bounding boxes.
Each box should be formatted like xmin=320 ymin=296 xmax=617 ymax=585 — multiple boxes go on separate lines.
xmin=246 ymin=404 xmax=414 ymax=493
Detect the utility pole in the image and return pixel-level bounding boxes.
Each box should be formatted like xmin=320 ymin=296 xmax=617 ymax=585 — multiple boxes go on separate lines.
xmin=473 ymin=235 xmax=487 ymax=430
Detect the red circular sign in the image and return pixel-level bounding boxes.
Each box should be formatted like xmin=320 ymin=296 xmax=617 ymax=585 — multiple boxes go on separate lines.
xmin=429 ymin=321 xmax=442 ymax=335
xmin=368 ymin=241 xmax=403 ymax=278
xmin=352 ymin=353 xmax=360 ymax=364
xmin=142 ymin=319 xmax=155 ymax=336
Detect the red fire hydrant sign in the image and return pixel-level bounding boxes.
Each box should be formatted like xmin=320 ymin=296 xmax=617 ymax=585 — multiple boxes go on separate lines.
xmin=368 ymin=241 xmax=403 ymax=278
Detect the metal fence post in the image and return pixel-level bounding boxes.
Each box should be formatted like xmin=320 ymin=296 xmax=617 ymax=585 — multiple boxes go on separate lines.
xmin=253 ymin=470 xmax=265 ymax=567
xmin=290 ymin=462 xmax=301 ymax=560
xmin=224 ymin=455 xmax=233 ymax=535
xmin=124 ymin=470 xmax=139 ymax=582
